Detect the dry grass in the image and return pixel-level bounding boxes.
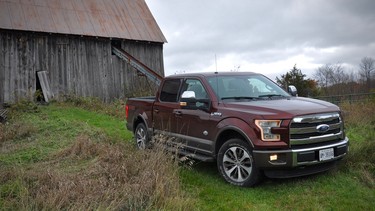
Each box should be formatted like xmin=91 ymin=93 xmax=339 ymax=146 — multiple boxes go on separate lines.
xmin=59 ymin=94 xmax=126 ymax=119
xmin=0 ymin=132 xmax=191 ymax=210
xmin=0 ymin=121 xmax=37 ymax=146
xmin=1 ymin=99 xmax=191 ymax=210
xmin=340 ymin=100 xmax=375 ymax=188
xmin=340 ymin=100 xmax=375 ymax=127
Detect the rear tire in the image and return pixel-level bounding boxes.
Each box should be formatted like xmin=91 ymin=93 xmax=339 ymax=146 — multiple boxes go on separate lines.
xmin=217 ymin=138 xmax=262 ymax=187
xmin=135 ymin=123 xmax=149 ymax=150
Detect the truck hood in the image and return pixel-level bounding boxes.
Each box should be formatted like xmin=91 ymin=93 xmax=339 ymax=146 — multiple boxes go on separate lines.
xmin=223 ymin=97 xmax=340 ymax=118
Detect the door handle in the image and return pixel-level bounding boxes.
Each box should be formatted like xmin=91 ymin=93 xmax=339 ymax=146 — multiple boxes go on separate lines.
xmin=154 ymin=108 xmax=159 ymax=113
xmin=174 ymin=111 xmax=182 ymax=117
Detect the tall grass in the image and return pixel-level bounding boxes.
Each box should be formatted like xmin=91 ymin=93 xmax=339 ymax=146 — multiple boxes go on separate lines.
xmin=340 ymin=100 xmax=375 ymax=187
xmin=59 ymin=94 xmax=126 ymax=119
xmin=0 ymin=101 xmax=192 ymax=210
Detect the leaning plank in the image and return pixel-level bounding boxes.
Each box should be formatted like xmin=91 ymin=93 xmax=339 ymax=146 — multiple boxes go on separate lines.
xmin=0 ymin=108 xmax=7 ymax=123
xmin=37 ymin=71 xmax=54 ymax=103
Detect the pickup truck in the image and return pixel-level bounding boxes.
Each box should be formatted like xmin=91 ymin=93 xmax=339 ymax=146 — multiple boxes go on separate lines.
xmin=126 ymin=72 xmax=349 ymax=187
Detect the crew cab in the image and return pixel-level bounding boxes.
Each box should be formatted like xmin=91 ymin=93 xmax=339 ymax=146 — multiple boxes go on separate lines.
xmin=125 ymin=72 xmax=349 ymax=187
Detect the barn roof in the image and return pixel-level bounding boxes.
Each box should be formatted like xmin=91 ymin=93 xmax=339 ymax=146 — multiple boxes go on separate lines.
xmin=0 ymin=0 xmax=167 ymax=43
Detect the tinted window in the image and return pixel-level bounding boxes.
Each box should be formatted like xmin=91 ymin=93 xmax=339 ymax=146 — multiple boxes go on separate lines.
xmin=160 ymin=79 xmax=181 ymax=102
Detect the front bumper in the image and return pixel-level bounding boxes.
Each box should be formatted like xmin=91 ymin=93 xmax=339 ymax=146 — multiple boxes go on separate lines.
xmin=253 ymin=137 xmax=349 ymax=176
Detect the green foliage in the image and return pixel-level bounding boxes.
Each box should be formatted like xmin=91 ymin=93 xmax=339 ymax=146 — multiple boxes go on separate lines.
xmin=276 ymin=64 xmax=320 ymax=97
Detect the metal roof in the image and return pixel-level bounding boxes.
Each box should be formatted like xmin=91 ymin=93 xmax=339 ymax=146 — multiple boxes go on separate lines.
xmin=0 ymin=0 xmax=167 ymax=43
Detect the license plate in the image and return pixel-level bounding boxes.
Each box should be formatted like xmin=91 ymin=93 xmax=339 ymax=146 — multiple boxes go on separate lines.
xmin=319 ymin=148 xmax=334 ymax=161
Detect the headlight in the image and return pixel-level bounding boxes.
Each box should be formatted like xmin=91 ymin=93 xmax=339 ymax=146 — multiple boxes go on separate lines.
xmin=255 ymin=120 xmax=281 ymax=141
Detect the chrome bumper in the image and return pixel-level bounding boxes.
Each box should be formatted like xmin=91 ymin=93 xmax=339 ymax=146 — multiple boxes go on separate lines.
xmin=253 ymin=137 xmax=349 ymax=168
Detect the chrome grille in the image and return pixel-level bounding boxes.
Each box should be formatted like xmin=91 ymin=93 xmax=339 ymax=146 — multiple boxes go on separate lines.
xmin=290 ymin=112 xmax=344 ymax=146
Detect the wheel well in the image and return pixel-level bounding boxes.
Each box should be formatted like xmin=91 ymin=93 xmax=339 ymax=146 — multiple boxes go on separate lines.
xmin=133 ymin=117 xmax=145 ymax=133
xmin=215 ymin=130 xmax=250 ymax=156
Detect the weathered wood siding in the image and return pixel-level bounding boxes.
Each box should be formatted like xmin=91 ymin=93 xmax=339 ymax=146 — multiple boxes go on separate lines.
xmin=0 ymin=30 xmax=164 ymax=103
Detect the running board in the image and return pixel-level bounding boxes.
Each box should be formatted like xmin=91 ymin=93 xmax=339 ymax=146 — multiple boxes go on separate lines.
xmin=165 ymin=145 xmax=215 ymax=162
xmin=112 ymin=46 xmax=163 ymax=86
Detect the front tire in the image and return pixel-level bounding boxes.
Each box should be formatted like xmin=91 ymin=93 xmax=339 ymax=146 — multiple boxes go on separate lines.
xmin=135 ymin=123 xmax=148 ymax=150
xmin=217 ymin=138 xmax=262 ymax=187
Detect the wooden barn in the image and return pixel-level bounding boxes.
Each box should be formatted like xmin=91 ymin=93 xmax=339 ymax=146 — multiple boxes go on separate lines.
xmin=0 ymin=0 xmax=166 ymax=104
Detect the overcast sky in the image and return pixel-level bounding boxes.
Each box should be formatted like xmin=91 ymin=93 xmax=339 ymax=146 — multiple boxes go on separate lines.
xmin=145 ymin=0 xmax=375 ymax=80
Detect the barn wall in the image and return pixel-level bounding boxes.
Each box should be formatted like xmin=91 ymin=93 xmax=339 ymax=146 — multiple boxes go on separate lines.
xmin=121 ymin=40 xmax=164 ymax=97
xmin=0 ymin=30 xmax=164 ymax=103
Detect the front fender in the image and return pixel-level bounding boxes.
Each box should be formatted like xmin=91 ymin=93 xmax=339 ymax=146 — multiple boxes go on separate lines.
xmin=215 ymin=117 xmax=258 ymax=150
xmin=214 ymin=117 xmax=289 ymax=153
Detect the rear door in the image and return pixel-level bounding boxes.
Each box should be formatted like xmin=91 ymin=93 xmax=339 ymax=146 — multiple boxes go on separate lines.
xmin=153 ymin=78 xmax=182 ymax=134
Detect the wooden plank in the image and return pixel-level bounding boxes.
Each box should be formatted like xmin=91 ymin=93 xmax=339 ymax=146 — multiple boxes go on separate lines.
xmin=0 ymin=33 xmax=4 ymax=104
xmin=37 ymin=71 xmax=54 ymax=102
xmin=0 ymin=108 xmax=8 ymax=123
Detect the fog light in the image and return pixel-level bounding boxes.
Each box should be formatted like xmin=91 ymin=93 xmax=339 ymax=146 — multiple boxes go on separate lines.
xmin=270 ymin=154 xmax=278 ymax=161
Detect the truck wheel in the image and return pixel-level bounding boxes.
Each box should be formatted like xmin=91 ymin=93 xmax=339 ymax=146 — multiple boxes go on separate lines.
xmin=217 ymin=138 xmax=262 ymax=187
xmin=135 ymin=123 xmax=148 ymax=150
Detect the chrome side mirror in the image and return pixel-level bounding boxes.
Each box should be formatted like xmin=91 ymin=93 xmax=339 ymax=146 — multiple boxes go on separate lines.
xmin=288 ymin=85 xmax=298 ymax=97
xmin=181 ymin=91 xmax=196 ymax=99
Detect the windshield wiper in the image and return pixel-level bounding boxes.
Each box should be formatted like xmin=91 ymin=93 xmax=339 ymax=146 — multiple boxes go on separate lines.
xmin=258 ymin=94 xmax=285 ymax=99
xmin=221 ymin=96 xmax=259 ymax=100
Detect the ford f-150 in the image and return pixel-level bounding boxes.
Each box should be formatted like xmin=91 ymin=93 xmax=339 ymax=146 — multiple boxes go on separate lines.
xmin=125 ymin=72 xmax=349 ymax=187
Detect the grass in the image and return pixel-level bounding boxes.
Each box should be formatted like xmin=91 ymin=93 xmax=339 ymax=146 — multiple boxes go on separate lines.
xmin=0 ymin=100 xmax=190 ymax=210
xmin=1 ymin=98 xmax=374 ymax=210
xmin=179 ymin=100 xmax=375 ymax=210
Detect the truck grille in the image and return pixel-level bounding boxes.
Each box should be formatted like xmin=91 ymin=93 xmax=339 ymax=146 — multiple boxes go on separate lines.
xmin=290 ymin=112 xmax=344 ymax=146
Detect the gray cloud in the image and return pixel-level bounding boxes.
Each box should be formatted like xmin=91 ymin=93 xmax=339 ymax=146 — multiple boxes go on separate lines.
xmin=146 ymin=0 xmax=375 ymax=78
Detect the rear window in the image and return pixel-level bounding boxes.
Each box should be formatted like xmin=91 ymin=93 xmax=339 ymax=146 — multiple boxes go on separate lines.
xmin=159 ymin=79 xmax=181 ymax=102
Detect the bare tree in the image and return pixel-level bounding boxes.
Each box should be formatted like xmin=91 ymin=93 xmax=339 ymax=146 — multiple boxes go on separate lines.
xmin=314 ymin=63 xmax=353 ymax=95
xmin=359 ymin=57 xmax=375 ymax=91
xmin=314 ymin=64 xmax=335 ymax=95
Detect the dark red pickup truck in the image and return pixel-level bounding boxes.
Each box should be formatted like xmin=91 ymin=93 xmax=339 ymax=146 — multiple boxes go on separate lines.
xmin=126 ymin=72 xmax=349 ymax=187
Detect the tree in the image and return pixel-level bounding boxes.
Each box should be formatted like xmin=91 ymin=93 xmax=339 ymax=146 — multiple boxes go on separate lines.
xmin=276 ymin=64 xmax=319 ymax=97
xmin=314 ymin=64 xmax=334 ymax=93
xmin=359 ymin=57 xmax=375 ymax=91
xmin=314 ymin=63 xmax=353 ymax=95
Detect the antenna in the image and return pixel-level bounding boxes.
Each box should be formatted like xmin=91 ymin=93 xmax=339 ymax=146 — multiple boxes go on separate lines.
xmin=214 ymin=54 xmax=220 ymax=102
xmin=215 ymin=54 xmax=218 ymax=73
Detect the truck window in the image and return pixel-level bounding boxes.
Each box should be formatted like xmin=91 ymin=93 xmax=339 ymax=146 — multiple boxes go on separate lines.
xmin=180 ymin=79 xmax=208 ymax=99
xmin=160 ymin=79 xmax=181 ymax=102
xmin=208 ymin=75 xmax=289 ymax=100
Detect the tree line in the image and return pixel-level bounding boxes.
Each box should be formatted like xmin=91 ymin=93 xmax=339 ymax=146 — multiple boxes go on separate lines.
xmin=276 ymin=56 xmax=375 ymax=97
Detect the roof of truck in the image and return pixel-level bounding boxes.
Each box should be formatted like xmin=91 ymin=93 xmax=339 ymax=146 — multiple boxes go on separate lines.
xmin=166 ymin=72 xmax=260 ymax=78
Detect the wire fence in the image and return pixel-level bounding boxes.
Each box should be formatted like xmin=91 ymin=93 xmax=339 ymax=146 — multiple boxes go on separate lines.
xmin=315 ymin=92 xmax=375 ymax=104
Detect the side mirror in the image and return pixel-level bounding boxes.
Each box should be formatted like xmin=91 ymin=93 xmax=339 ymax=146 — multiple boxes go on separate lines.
xmin=181 ymin=91 xmax=195 ymax=99
xmin=288 ymin=85 xmax=298 ymax=97
xmin=180 ymin=91 xmax=210 ymax=111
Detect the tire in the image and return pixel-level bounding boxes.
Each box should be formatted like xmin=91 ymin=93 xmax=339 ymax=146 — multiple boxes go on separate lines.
xmin=217 ymin=138 xmax=262 ymax=187
xmin=134 ymin=123 xmax=149 ymax=150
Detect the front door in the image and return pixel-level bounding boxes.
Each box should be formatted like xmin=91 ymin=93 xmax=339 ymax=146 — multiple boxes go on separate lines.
xmin=176 ymin=78 xmax=215 ymax=155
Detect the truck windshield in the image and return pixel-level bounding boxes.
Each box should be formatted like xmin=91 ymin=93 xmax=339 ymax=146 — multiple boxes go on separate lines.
xmin=207 ymin=74 xmax=290 ymax=101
